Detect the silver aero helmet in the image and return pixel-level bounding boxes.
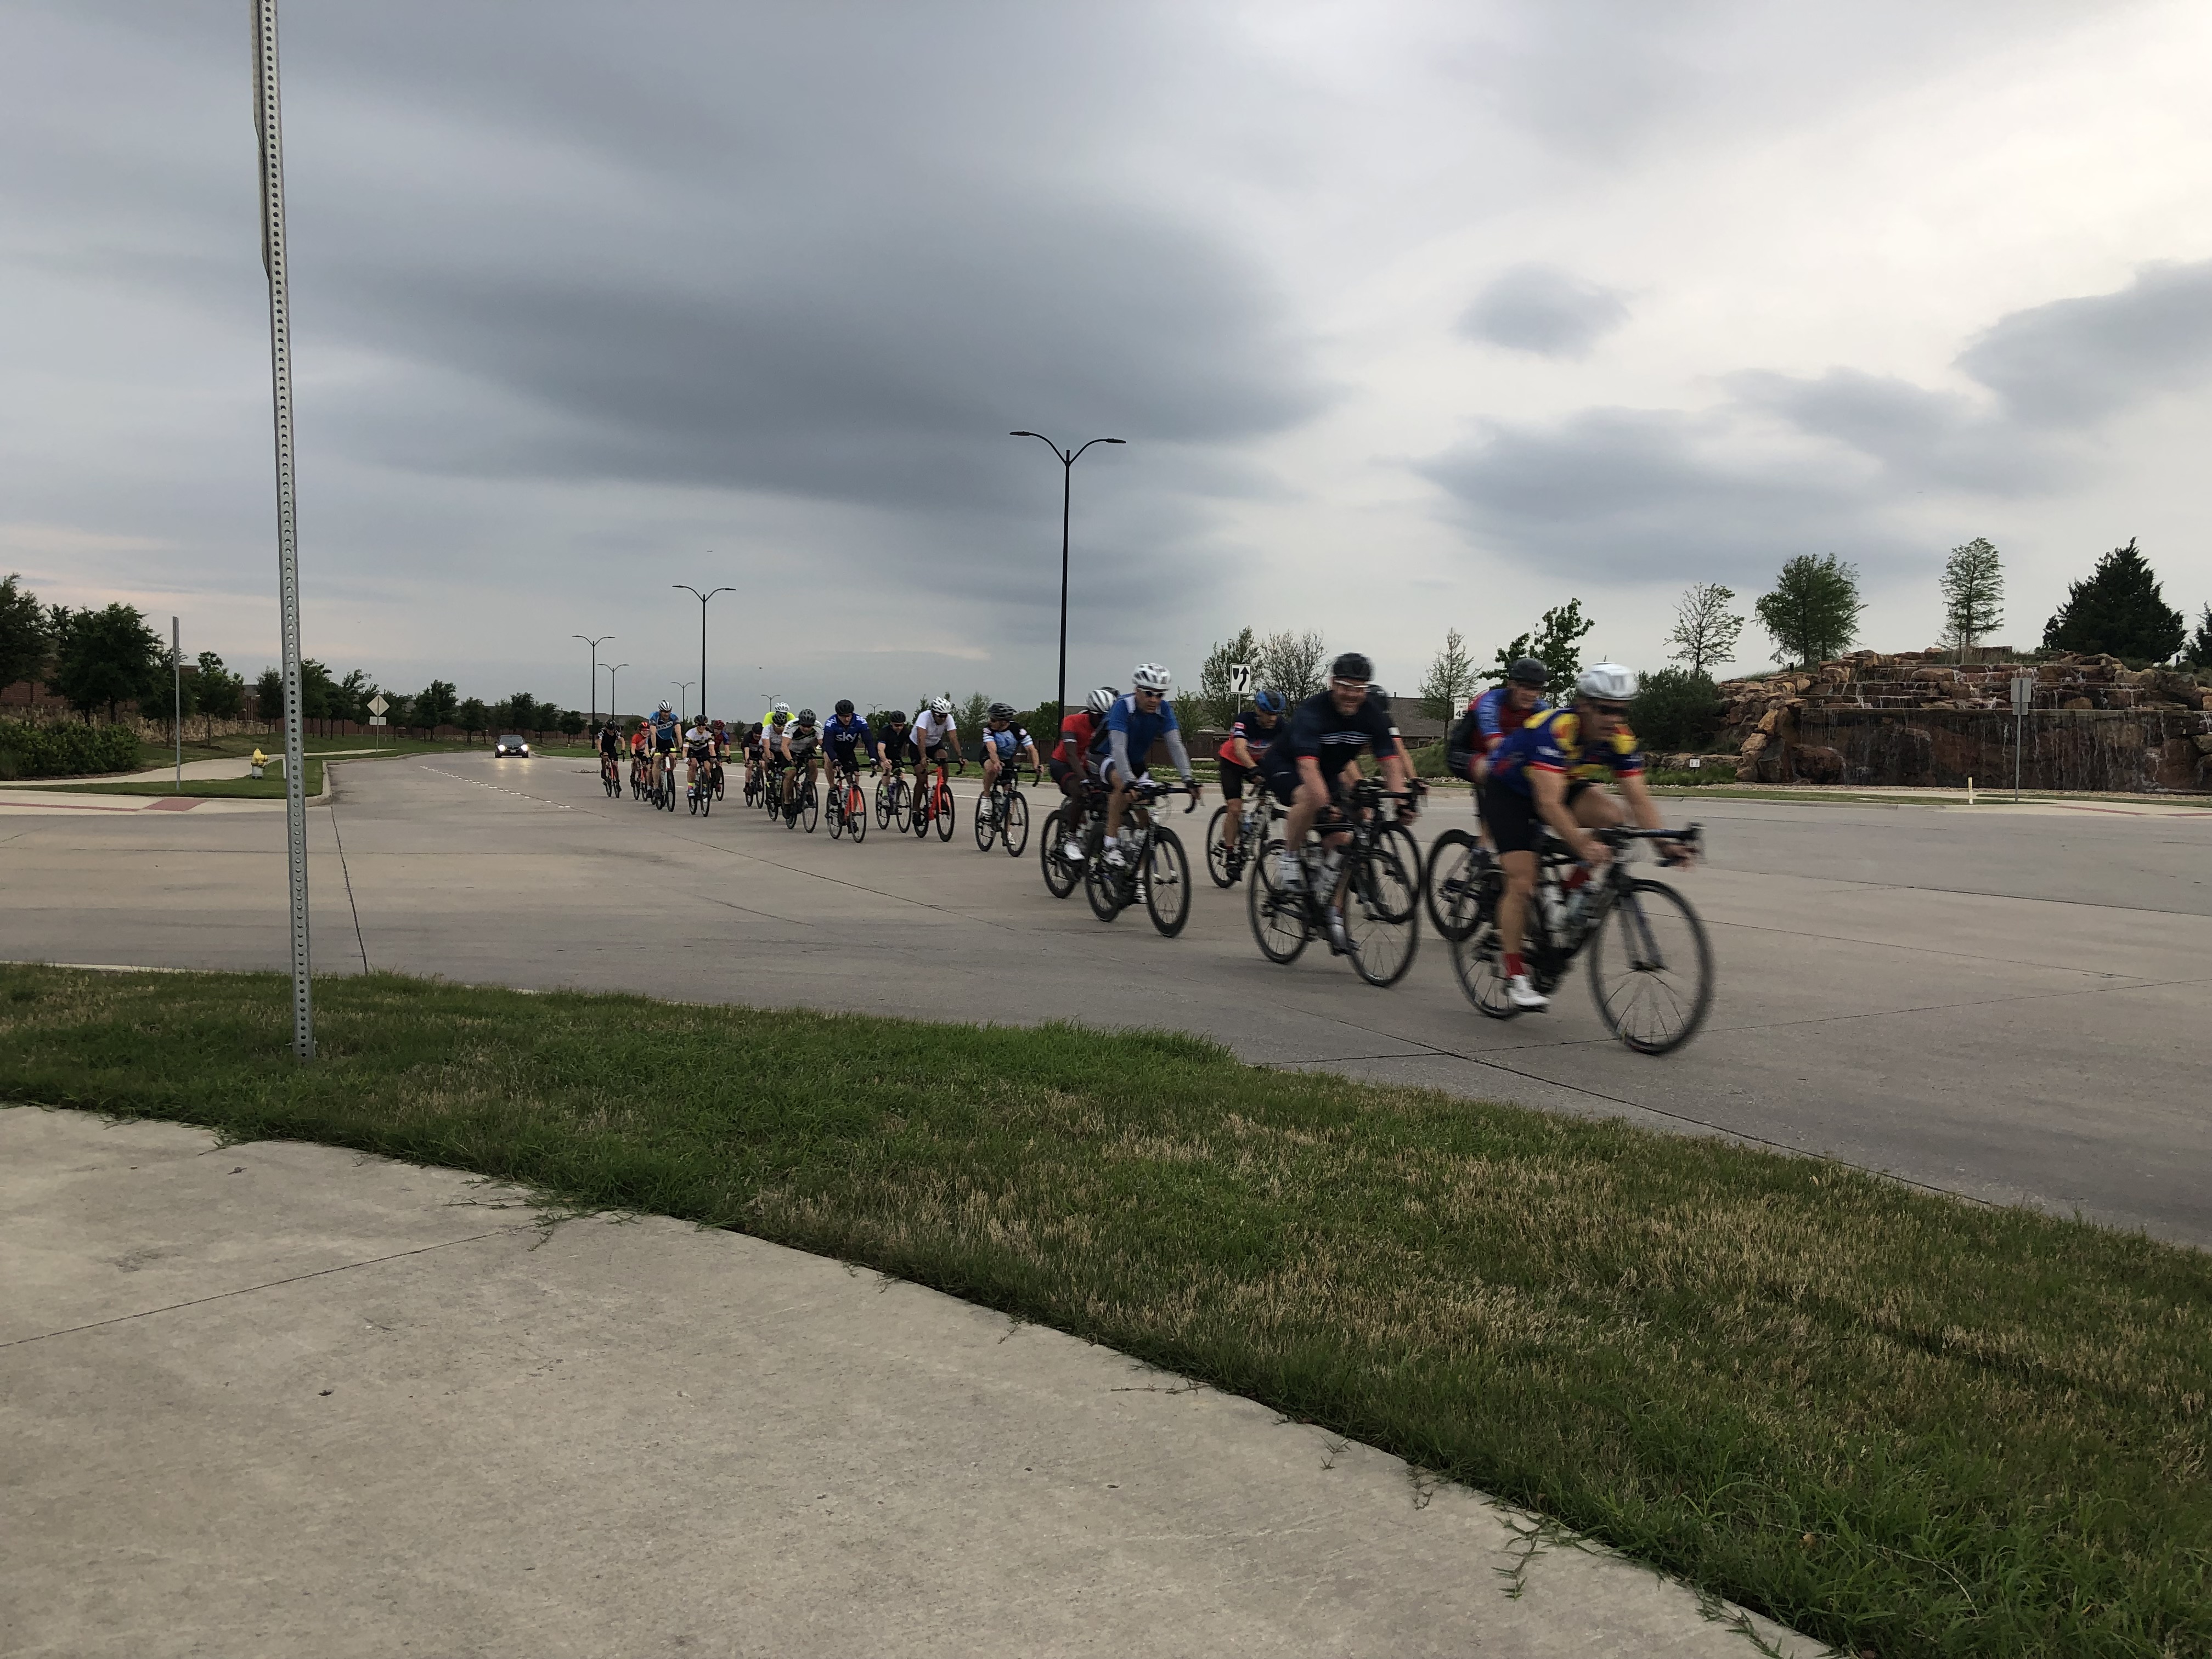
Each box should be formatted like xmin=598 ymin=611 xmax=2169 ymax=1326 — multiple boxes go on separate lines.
xmin=1575 ymin=663 xmax=1639 ymax=704
xmin=658 ymin=699 xmax=672 ymax=713
xmin=930 ymin=696 xmax=953 ymax=716
xmin=1130 ymin=662 xmax=1172 ymax=692
xmin=1087 ymin=685 xmax=1118 ymax=716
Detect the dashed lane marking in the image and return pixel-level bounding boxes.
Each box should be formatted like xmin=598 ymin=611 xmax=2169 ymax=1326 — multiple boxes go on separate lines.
xmin=419 ymin=766 xmax=573 ymax=810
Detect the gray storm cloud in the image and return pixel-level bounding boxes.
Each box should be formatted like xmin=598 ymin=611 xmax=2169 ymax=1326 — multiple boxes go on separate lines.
xmin=1460 ymin=264 xmax=1630 ymax=359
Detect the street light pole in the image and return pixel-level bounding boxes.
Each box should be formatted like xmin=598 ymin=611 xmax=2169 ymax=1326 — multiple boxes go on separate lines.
xmin=673 ymin=680 xmax=696 ymax=726
xmin=603 ymin=662 xmax=628 ymax=726
xmin=1008 ymin=432 xmax=1124 ymax=721
xmin=673 ymin=582 xmax=735 ymax=722
xmin=573 ymin=634 xmax=612 ymax=734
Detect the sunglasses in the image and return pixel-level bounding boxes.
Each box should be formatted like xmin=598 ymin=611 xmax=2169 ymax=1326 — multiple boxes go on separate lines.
xmin=1588 ymin=701 xmax=1629 ymax=716
xmin=1134 ymin=687 xmax=1164 ymax=698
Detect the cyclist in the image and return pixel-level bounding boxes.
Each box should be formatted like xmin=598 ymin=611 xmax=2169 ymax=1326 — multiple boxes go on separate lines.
xmin=1263 ymin=652 xmax=1420 ymax=896
xmin=874 ymin=709 xmax=910 ymax=776
xmin=628 ymin=720 xmax=650 ymax=791
xmin=778 ymin=707 xmax=822 ymax=815
xmin=1485 ymin=663 xmax=1689 ymax=1012
xmin=1216 ymin=688 xmax=1286 ymax=859
xmin=1448 ymin=657 xmax=1551 ymax=789
xmin=682 ymin=715 xmax=714 ymax=797
xmin=822 ymin=699 xmax=873 ymax=801
xmin=596 ymin=718 xmax=623 ymax=787
xmin=909 ymin=697 xmax=960 ymax=821
xmin=1089 ymin=663 xmax=1200 ymax=867
xmin=978 ymin=702 xmax=1040 ymax=802
xmin=648 ymin=699 xmax=680 ymax=793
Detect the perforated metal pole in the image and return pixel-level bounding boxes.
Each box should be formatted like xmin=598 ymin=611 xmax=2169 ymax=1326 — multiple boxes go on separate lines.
xmin=253 ymin=0 xmax=313 ymax=1058
xmin=172 ymin=616 xmax=183 ymax=793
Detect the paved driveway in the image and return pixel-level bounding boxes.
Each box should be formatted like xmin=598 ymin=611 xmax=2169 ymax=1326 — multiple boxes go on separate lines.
xmin=5 ymin=752 xmax=2208 ymax=1243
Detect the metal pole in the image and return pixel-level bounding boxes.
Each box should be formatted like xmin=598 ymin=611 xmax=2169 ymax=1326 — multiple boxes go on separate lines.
xmin=172 ymin=616 xmax=182 ymax=793
xmin=1057 ymin=458 xmax=1070 ymax=721
xmin=604 ymin=663 xmax=626 ymax=727
xmin=252 ymin=0 xmax=312 ymax=1059
xmin=673 ymin=585 xmax=733 ymax=726
xmin=574 ymin=634 xmax=611 ymax=735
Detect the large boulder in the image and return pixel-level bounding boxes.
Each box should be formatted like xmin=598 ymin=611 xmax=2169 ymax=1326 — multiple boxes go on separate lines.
xmin=1791 ymin=745 xmax=1846 ymax=785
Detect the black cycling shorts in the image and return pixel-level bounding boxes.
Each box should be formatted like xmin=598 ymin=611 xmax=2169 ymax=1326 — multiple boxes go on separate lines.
xmin=1481 ymin=778 xmax=1588 ymax=855
xmin=1217 ymin=758 xmax=1251 ymax=799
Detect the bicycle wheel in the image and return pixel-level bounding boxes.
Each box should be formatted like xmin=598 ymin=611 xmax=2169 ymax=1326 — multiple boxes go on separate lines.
xmin=1448 ymin=868 xmax=1515 ymax=1018
xmin=933 ymin=784 xmax=956 ymax=842
xmin=1203 ymin=805 xmax=1238 ymax=887
xmin=1001 ymin=791 xmax=1029 ymax=857
xmin=974 ymin=791 xmax=997 ymax=851
xmin=892 ymin=779 xmax=912 ymax=833
xmin=1246 ymin=838 xmax=1310 ymax=964
xmin=828 ymin=789 xmax=846 ymax=839
xmin=1586 ymin=878 xmax=1713 ymax=1055
xmin=1085 ymin=845 xmax=1127 ymax=921
xmin=874 ymin=776 xmax=891 ymax=828
xmin=1040 ymin=809 xmax=1080 ymax=899
xmin=845 ymin=782 xmax=868 ymax=843
xmin=1373 ymin=822 xmax=1423 ymax=924
xmin=800 ymin=782 xmax=820 ymax=833
xmin=1142 ymin=827 xmax=1192 ymax=937
xmin=1425 ymin=828 xmax=1486 ymax=943
xmin=699 ymin=781 xmax=712 ymax=817
xmin=1342 ymin=839 xmax=1420 ymax=987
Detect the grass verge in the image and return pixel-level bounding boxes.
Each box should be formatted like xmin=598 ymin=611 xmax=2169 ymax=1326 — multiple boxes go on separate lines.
xmin=15 ymin=760 xmax=326 ymax=799
xmin=2 ymin=964 xmax=2205 ymax=1659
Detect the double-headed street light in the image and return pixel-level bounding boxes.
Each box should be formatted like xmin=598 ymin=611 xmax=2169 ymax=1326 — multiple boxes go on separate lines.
xmin=674 ymin=580 xmax=735 ymax=723
xmin=573 ymin=633 xmax=613 ymax=733
xmin=603 ymin=661 xmax=628 ymax=724
xmin=673 ymin=680 xmax=696 ymax=726
xmin=1009 ymin=432 xmax=1124 ymax=721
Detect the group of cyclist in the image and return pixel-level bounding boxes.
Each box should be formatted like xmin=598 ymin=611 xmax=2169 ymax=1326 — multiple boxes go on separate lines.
xmin=591 ymin=649 xmax=1691 ymax=1013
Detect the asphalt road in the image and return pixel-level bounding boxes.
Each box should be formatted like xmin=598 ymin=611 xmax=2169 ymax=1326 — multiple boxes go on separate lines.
xmin=6 ymin=752 xmax=2208 ymax=1244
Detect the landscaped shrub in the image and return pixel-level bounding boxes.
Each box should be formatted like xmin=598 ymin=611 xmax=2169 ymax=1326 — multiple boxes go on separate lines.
xmin=1631 ymin=668 xmax=1724 ymax=752
xmin=0 ymin=720 xmax=141 ymax=778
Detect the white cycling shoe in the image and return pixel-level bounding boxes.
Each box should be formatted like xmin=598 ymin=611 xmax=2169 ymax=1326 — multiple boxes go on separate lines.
xmin=1063 ymin=838 xmax=1086 ymax=862
xmin=1507 ymin=974 xmax=1549 ymax=1012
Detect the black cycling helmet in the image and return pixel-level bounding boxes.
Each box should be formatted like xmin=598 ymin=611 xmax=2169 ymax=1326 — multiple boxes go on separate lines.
xmin=883 ymin=709 xmax=906 ymax=726
xmin=1507 ymin=656 xmax=1548 ymax=688
xmin=797 ymin=708 xmax=817 ymax=725
xmin=1330 ymin=651 xmax=1373 ymax=682
xmin=988 ymin=702 xmax=1016 ymax=720
xmin=834 ymin=698 xmax=854 ymax=716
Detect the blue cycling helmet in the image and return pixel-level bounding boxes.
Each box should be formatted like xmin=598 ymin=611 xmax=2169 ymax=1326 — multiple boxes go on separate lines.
xmin=1253 ymin=689 xmax=1287 ymax=715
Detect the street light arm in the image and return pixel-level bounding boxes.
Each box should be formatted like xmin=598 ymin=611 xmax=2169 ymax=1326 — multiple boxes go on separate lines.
xmin=1070 ymin=437 xmax=1126 ymax=461
xmin=1011 ymin=430 xmax=1071 ymax=465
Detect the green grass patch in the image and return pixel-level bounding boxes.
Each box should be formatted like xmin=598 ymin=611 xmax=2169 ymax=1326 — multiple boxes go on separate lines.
xmin=2 ymin=964 xmax=2205 ymax=1659
xmin=18 ymin=760 xmax=326 ymax=798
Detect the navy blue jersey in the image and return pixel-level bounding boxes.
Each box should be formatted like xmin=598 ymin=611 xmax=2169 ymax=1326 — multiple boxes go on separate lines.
xmin=1221 ymin=709 xmax=1282 ymax=764
xmin=1266 ymin=689 xmax=1397 ymax=784
xmin=823 ymin=713 xmax=872 ymax=760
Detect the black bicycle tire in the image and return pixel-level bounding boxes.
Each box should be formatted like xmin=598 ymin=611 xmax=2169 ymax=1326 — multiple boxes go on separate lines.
xmin=974 ymin=791 xmax=996 ymax=851
xmin=1085 ymin=844 xmax=1125 ymax=921
xmin=847 ymin=783 xmax=868 ymax=843
xmin=1344 ymin=841 xmax=1419 ymax=987
xmin=1203 ymin=805 xmax=1237 ymax=888
xmin=1374 ymin=823 xmax=1423 ymax=924
xmin=1246 ymin=837 xmax=1309 ymax=964
xmin=1586 ymin=877 xmax=1713 ymax=1055
xmin=1003 ymin=792 xmax=1029 ymax=858
xmin=828 ymin=792 xmax=845 ymax=839
xmin=1040 ymin=809 xmax=1080 ymax=898
xmin=1143 ymin=827 xmax=1192 ymax=937
xmin=934 ymin=785 xmax=956 ymax=842
xmin=1448 ymin=876 xmax=1517 ymax=1019
xmin=801 ymin=783 xmax=820 ymax=833
xmin=1424 ymin=827 xmax=1484 ymax=943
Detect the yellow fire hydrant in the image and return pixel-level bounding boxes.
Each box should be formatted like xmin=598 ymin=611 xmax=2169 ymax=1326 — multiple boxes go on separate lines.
xmin=250 ymin=748 xmax=268 ymax=780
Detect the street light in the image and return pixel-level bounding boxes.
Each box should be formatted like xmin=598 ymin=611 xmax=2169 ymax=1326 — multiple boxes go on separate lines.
xmin=573 ymin=633 xmax=613 ymax=733
xmin=1009 ymin=431 xmax=1124 ymax=722
xmin=672 ymin=680 xmax=696 ymax=726
xmin=673 ymin=580 xmax=735 ymax=722
xmin=603 ymin=662 xmax=628 ymax=725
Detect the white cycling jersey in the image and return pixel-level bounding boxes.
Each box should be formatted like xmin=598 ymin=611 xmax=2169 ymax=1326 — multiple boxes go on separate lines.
xmin=910 ymin=710 xmax=957 ymax=751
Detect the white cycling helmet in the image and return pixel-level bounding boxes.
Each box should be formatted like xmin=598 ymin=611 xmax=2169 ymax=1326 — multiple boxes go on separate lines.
xmin=772 ymin=700 xmax=790 ymax=716
xmin=658 ymin=699 xmax=672 ymax=713
xmin=1576 ymin=663 xmax=1639 ymax=704
xmin=1086 ymin=685 xmax=1117 ymax=716
xmin=1131 ymin=662 xmax=1171 ymax=692
xmin=929 ymin=696 xmax=953 ymax=716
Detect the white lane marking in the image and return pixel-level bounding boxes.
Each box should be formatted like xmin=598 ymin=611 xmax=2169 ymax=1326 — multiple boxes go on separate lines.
xmin=419 ymin=766 xmax=573 ymax=809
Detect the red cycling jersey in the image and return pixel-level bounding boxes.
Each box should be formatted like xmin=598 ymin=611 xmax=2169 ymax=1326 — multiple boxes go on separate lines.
xmin=1057 ymin=709 xmax=1098 ymax=768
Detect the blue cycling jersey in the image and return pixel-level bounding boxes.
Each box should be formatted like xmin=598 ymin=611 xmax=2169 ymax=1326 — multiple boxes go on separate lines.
xmin=823 ymin=713 xmax=872 ymax=759
xmin=1470 ymin=686 xmax=1550 ymax=748
xmin=1489 ymin=706 xmax=1645 ymax=795
xmin=983 ymin=724 xmax=1032 ymax=761
xmin=1091 ymin=692 xmax=1178 ymax=761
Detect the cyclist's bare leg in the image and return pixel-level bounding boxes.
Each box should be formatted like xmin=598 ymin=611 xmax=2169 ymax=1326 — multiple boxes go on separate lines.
xmin=1104 ymin=774 xmax=1135 ymax=841
xmin=1499 ymin=789 xmax=1623 ymax=957
xmin=1282 ymin=774 xmax=1330 ymax=859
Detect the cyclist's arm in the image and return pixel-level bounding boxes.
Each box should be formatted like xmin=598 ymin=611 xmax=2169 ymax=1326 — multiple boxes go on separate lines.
xmin=1161 ymin=727 xmax=1195 ymax=791
xmin=1228 ymin=736 xmax=1254 ymax=769
xmin=1614 ymin=771 xmax=1675 ymax=840
xmin=1108 ymin=727 xmax=1133 ymax=780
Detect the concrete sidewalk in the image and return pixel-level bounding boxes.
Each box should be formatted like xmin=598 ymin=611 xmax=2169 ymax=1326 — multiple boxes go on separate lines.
xmin=0 ymin=1107 xmax=1814 ymax=1658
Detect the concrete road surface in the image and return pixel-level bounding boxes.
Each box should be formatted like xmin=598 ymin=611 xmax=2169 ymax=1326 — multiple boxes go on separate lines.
xmin=1 ymin=1106 xmax=1812 ymax=1658
xmin=3 ymin=750 xmax=2208 ymax=1244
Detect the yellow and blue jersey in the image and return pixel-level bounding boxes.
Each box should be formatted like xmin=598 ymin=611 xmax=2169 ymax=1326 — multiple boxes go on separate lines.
xmin=1490 ymin=706 xmax=1643 ymax=795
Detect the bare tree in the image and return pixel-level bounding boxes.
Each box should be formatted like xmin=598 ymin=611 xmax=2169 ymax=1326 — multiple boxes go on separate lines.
xmin=1254 ymin=630 xmax=1327 ymax=700
xmin=1416 ymin=628 xmax=1477 ymax=718
xmin=1666 ymin=583 xmax=1744 ymax=678
xmin=1940 ymin=538 xmax=2005 ymax=663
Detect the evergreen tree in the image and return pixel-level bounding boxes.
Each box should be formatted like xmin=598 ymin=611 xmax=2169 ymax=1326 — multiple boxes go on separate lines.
xmin=48 ymin=602 xmax=165 ymax=722
xmin=414 ymin=679 xmax=459 ymax=731
xmin=1666 ymin=583 xmax=1743 ymax=678
xmin=1481 ymin=600 xmax=1594 ymax=690
xmin=1939 ymin=538 xmax=2005 ymax=662
xmin=2041 ymin=538 xmax=2186 ymax=662
xmin=2185 ymin=603 xmax=2212 ymax=670
xmin=1630 ymin=668 xmax=1724 ymax=752
xmin=457 ymin=697 xmax=489 ymax=743
xmin=253 ymin=667 xmax=284 ymax=724
xmin=0 ymin=573 xmax=50 ymax=691
xmin=1755 ymin=555 xmax=1862 ymax=667
xmin=193 ymin=652 xmax=243 ymax=737
xmin=1416 ymin=628 xmax=1477 ymax=719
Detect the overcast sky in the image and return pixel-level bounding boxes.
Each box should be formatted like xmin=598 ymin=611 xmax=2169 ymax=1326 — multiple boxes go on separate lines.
xmin=3 ymin=1 xmax=2207 ymax=716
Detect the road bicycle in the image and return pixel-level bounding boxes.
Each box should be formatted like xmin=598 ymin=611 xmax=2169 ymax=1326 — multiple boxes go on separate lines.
xmin=877 ymin=764 xmax=911 ymax=832
xmin=600 ymin=754 xmax=622 ymax=798
xmin=1082 ymin=780 xmax=1198 ymax=936
xmin=1248 ymin=778 xmax=1422 ymax=986
xmin=911 ymin=754 xmax=957 ymax=842
xmin=1424 ymin=824 xmax=1489 ymax=943
xmin=973 ymin=766 xmax=1032 ymax=856
xmin=741 ymin=754 xmax=763 ymax=807
xmin=712 ymin=754 xmax=727 ymax=802
xmin=1204 ymin=790 xmax=1280 ymax=888
xmin=685 ymin=755 xmax=714 ymax=816
xmin=1039 ymin=782 xmax=1107 ymax=900
xmin=1449 ymin=824 xmax=1711 ymax=1054
xmin=827 ymin=762 xmax=869 ymax=843
xmin=781 ymin=769 xmax=821 ymax=833
xmin=652 ymin=752 xmax=680 ymax=812
xmin=758 ymin=760 xmax=789 ymax=817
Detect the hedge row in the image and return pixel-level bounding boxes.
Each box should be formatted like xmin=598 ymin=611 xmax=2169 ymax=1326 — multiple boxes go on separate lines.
xmin=0 ymin=721 xmax=141 ymax=779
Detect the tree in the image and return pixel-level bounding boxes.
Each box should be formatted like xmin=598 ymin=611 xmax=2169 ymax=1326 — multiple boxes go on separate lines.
xmin=0 ymin=573 xmax=50 ymax=691
xmin=955 ymin=691 xmax=990 ymax=756
xmin=1939 ymin=538 xmax=2006 ymax=663
xmin=558 ymin=709 xmax=585 ymax=738
xmin=414 ymin=679 xmax=459 ymax=732
xmin=48 ymin=602 xmax=165 ymax=723
xmin=253 ymin=667 xmax=284 ymax=725
xmin=1666 ymin=583 xmax=1743 ymax=678
xmin=1194 ymin=625 xmax=1260 ymax=732
xmin=1254 ymin=630 xmax=1327 ymax=700
xmin=1482 ymin=599 xmax=1595 ymax=691
xmin=1417 ymin=628 xmax=1477 ymax=719
xmin=495 ymin=692 xmax=540 ymax=734
xmin=1756 ymin=555 xmax=1862 ymax=667
xmin=457 ymin=697 xmax=489 ymax=744
xmin=1630 ymin=668 xmax=1724 ymax=752
xmin=193 ymin=651 xmax=242 ymax=738
xmin=2186 ymin=603 xmax=2212 ymax=670
xmin=2042 ymin=538 xmax=2186 ymax=662
xmin=297 ymin=659 xmax=337 ymax=732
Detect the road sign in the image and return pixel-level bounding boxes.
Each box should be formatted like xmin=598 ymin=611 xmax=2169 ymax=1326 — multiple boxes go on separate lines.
xmin=1228 ymin=663 xmax=1251 ymax=696
xmin=2010 ymin=675 xmax=2033 ymax=714
xmin=367 ymin=694 xmax=389 ymax=716
xmin=368 ymin=715 xmax=387 ymax=727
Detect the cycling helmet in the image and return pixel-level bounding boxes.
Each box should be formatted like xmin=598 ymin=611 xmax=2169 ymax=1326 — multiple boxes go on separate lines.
xmin=929 ymin=696 xmax=953 ymax=716
xmin=1575 ymin=663 xmax=1639 ymax=704
xmin=1330 ymin=652 xmax=1373 ymax=682
xmin=1131 ymin=662 xmax=1171 ymax=692
xmin=769 ymin=709 xmax=788 ymax=724
xmin=658 ymin=698 xmax=673 ymax=713
xmin=1507 ymin=657 xmax=1548 ymax=687
xmin=834 ymin=698 xmax=854 ymax=717
xmin=988 ymin=702 xmax=1016 ymax=720
xmin=1087 ymin=686 xmax=1117 ymax=716
xmin=772 ymin=700 xmax=790 ymax=716
xmin=1253 ymin=689 xmax=1287 ymax=715
xmin=882 ymin=710 xmax=906 ymax=729
xmin=797 ymin=708 xmax=816 ymax=725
